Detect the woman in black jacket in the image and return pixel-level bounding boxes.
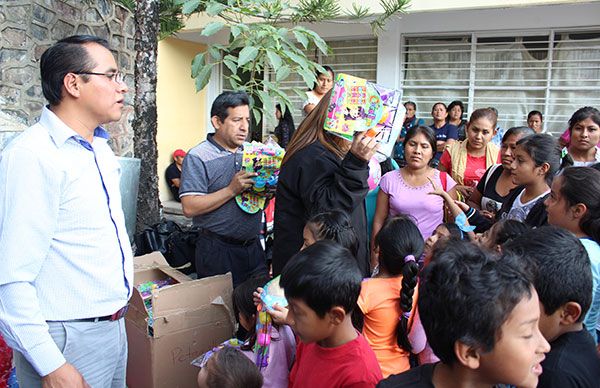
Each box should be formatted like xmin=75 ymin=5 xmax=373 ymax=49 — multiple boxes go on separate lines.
xmin=271 ymin=90 xmax=378 ymax=277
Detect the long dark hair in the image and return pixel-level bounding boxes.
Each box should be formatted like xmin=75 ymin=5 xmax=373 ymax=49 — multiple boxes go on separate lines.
xmin=375 ymin=216 xmax=424 ymax=352
xmin=275 ymin=103 xmax=296 ymax=145
xmin=276 ymin=104 xmax=295 ymax=129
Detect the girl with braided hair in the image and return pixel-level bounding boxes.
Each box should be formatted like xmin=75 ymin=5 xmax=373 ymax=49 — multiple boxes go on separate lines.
xmin=356 ymin=216 xmax=423 ymax=377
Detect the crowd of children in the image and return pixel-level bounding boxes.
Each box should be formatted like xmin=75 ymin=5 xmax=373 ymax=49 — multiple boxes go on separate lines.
xmin=195 ymin=105 xmax=600 ymax=388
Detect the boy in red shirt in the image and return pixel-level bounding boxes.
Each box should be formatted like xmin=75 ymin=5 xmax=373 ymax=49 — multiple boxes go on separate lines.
xmin=278 ymin=241 xmax=382 ymax=387
xmin=379 ymin=240 xmax=550 ymax=388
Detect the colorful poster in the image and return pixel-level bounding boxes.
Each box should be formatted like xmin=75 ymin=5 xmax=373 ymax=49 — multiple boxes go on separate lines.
xmin=324 ymin=73 xmax=406 ymax=161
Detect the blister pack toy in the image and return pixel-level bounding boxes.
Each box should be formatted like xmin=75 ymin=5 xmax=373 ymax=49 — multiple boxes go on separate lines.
xmin=236 ymin=140 xmax=285 ymax=214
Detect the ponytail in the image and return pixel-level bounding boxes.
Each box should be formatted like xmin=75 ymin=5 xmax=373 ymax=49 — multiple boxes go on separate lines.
xmin=397 ymin=257 xmax=419 ymax=352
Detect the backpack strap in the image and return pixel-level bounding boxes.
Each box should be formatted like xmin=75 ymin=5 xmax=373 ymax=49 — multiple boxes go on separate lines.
xmin=484 ymin=164 xmax=501 ymax=192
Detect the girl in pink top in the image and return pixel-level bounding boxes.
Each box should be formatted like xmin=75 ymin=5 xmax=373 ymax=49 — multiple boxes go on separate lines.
xmin=372 ymin=126 xmax=458 ymax=243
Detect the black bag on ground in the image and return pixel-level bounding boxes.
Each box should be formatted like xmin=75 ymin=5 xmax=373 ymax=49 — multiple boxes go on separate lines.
xmin=165 ymin=228 xmax=199 ymax=268
xmin=134 ymin=220 xmax=199 ymax=269
xmin=134 ymin=220 xmax=181 ymax=256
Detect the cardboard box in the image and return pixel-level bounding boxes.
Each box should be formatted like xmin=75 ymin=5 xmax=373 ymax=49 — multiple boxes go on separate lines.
xmin=126 ymin=252 xmax=235 ymax=388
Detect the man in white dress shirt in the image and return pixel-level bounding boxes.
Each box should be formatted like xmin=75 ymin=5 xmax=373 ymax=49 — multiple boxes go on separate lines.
xmin=0 ymin=35 xmax=132 ymax=387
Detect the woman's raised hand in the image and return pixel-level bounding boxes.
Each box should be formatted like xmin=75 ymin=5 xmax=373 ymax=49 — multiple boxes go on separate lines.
xmin=350 ymin=131 xmax=379 ymax=162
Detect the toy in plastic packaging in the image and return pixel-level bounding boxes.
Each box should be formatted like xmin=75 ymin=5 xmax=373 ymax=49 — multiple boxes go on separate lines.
xmin=324 ymin=73 xmax=406 ymax=161
xmin=260 ymin=275 xmax=287 ymax=311
xmin=252 ymin=276 xmax=288 ymax=369
xmin=235 ymin=139 xmax=285 ymax=214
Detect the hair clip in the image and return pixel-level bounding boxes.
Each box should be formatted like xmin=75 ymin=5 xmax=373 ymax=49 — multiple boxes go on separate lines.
xmin=402 ymin=311 xmax=411 ymax=319
xmin=404 ymin=254 xmax=416 ymax=264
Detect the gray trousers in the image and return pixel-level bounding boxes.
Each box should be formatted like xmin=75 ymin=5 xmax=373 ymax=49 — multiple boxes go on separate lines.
xmin=14 ymin=319 xmax=127 ymax=388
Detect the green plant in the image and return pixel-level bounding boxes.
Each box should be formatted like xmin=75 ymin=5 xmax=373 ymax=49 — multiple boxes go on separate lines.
xmin=180 ymin=0 xmax=409 ymax=125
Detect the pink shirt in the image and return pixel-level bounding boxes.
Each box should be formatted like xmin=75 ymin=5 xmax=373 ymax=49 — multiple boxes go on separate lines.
xmin=380 ymin=169 xmax=456 ymax=239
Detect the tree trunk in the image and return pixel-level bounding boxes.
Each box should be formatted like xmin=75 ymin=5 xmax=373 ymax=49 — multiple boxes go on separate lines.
xmin=133 ymin=0 xmax=161 ymax=232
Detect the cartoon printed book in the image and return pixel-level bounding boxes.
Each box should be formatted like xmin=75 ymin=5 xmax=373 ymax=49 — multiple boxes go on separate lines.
xmin=324 ymin=73 xmax=406 ymax=161
xmin=235 ymin=140 xmax=285 ymax=214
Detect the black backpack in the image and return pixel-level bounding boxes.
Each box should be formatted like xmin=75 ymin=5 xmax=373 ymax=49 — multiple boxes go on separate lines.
xmin=134 ymin=220 xmax=198 ymax=268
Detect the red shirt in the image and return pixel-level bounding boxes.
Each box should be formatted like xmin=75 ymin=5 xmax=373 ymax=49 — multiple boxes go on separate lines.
xmin=440 ymin=151 xmax=488 ymax=187
xmin=289 ymin=332 xmax=383 ymax=388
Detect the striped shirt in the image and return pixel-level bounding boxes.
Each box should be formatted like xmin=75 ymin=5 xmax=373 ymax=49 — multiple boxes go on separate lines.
xmin=0 ymin=107 xmax=133 ymax=376
xmin=179 ymin=134 xmax=262 ymax=240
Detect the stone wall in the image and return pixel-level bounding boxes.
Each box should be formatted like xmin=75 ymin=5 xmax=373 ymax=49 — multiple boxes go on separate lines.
xmin=0 ymin=0 xmax=135 ymax=156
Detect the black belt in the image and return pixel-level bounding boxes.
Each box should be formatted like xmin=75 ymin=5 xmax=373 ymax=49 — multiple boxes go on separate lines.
xmin=48 ymin=305 xmax=129 ymax=323
xmin=198 ymin=228 xmax=258 ymax=247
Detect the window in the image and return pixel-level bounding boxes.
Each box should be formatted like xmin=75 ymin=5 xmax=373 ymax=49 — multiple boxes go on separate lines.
xmin=401 ymin=31 xmax=600 ymax=135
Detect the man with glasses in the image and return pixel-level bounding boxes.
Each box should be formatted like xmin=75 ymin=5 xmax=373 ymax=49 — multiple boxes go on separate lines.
xmin=0 ymin=35 xmax=131 ymax=387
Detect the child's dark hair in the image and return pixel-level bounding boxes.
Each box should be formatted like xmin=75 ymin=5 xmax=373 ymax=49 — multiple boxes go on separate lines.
xmin=419 ymin=240 xmax=532 ymax=365
xmin=204 ymin=346 xmax=263 ymax=388
xmin=504 ymin=226 xmax=592 ymax=321
xmin=404 ymin=101 xmax=417 ymax=111
xmin=280 ymin=240 xmax=362 ymax=317
xmin=516 ymin=134 xmax=561 ymax=185
xmin=492 ymin=219 xmax=530 ymax=246
xmin=447 ymin=100 xmax=465 ymax=118
xmin=375 ymin=216 xmax=423 ymax=352
xmin=527 ymin=110 xmax=543 ymax=121
xmin=557 ymin=167 xmax=600 ymax=244
xmin=439 ymin=222 xmax=464 ymax=240
xmin=232 ymin=275 xmax=271 ymax=350
xmin=306 ymin=210 xmax=359 ymax=257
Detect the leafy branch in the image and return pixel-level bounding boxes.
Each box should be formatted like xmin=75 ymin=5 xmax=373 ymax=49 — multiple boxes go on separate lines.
xmin=180 ymin=0 xmax=409 ymax=127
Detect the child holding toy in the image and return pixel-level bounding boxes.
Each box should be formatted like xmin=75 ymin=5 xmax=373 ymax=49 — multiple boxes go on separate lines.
xmin=276 ymin=241 xmax=383 ymax=387
xmin=233 ymin=276 xmax=296 ymax=388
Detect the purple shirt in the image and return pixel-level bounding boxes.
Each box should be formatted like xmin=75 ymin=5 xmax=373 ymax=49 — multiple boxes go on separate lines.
xmin=380 ymin=169 xmax=456 ymax=239
xmin=241 ymin=325 xmax=296 ymax=388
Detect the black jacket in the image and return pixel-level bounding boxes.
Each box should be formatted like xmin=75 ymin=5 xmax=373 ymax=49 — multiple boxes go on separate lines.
xmin=272 ymin=141 xmax=370 ymax=276
xmin=470 ymin=185 xmax=549 ymax=232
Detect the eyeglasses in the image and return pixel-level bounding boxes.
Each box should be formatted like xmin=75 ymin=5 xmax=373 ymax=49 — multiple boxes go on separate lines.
xmin=75 ymin=71 xmax=125 ymax=84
